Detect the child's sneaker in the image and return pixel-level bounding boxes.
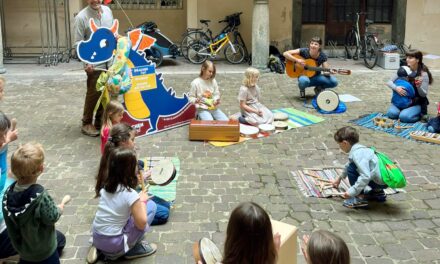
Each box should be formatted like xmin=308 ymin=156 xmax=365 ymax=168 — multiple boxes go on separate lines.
xmin=86 ymin=246 xmax=98 ymax=264
xmin=343 ymin=197 xmax=368 ymax=209
xmin=314 ymin=86 xmax=324 ymax=95
xmin=125 ymin=241 xmax=157 ymax=259
xmin=366 ymin=189 xmax=387 ymax=202
xmin=299 ymin=89 xmax=306 ymax=99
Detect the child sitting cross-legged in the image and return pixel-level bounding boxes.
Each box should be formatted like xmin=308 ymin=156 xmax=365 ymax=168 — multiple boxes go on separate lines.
xmin=331 ymin=126 xmax=388 ymax=208
xmin=2 ymin=143 xmax=66 ymax=263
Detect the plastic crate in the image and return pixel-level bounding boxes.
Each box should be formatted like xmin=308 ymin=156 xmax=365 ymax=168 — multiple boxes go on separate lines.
xmin=378 ymin=52 xmax=400 ymax=70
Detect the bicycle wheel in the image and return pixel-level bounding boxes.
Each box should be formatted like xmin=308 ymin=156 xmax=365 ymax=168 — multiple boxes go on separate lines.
xmin=187 ymin=41 xmax=209 ymax=64
xmin=233 ymin=32 xmax=249 ymax=62
xmin=180 ymin=31 xmax=209 ymax=59
xmin=363 ymin=35 xmax=379 ymax=69
xmin=144 ymin=46 xmax=163 ymax=67
xmin=224 ymin=43 xmax=245 ymax=64
xmin=345 ymin=29 xmax=358 ymax=60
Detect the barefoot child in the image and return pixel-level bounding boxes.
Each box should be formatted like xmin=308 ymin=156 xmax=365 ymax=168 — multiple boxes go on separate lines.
xmin=237 ymin=67 xmax=274 ymax=126
xmin=331 ymin=126 xmax=388 ymax=208
xmin=100 ymin=100 xmax=124 ymax=153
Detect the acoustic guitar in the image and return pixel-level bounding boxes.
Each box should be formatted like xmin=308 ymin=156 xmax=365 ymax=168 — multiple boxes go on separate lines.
xmin=285 ymin=54 xmax=351 ymax=78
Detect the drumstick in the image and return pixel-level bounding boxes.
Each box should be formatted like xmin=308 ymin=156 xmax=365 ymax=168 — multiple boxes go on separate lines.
xmin=60 ymin=195 xmax=71 ymax=207
xmin=304 ymin=172 xmax=332 ymax=183
xmin=11 ymin=118 xmax=17 ymax=131
xmin=316 ymin=178 xmax=332 ymax=183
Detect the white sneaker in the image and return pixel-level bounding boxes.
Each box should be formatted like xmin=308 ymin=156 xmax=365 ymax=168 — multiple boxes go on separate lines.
xmin=86 ymin=246 xmax=98 ymax=264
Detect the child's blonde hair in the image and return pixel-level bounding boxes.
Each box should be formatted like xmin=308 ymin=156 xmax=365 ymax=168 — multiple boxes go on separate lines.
xmin=242 ymin=67 xmax=260 ymax=87
xmin=11 ymin=142 xmax=45 ymax=180
xmin=101 ymin=100 xmax=124 ymax=134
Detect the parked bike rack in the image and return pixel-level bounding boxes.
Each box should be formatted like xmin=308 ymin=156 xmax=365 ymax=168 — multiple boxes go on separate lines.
xmin=0 ymin=0 xmax=71 ymax=66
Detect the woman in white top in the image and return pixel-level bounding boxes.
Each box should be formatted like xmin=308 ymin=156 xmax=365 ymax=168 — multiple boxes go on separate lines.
xmin=188 ymin=61 xmax=229 ymax=121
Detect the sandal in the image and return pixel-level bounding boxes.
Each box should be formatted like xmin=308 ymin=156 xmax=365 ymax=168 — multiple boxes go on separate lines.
xmin=343 ymin=197 xmax=368 ymax=209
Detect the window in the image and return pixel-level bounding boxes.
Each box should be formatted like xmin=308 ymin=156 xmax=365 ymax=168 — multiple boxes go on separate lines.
xmin=367 ymin=0 xmax=393 ymax=23
xmin=108 ymin=0 xmax=183 ymax=10
xmin=302 ymin=0 xmax=325 ymax=23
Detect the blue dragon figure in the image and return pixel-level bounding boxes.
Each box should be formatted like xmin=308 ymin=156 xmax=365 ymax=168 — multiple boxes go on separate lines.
xmin=77 ymin=19 xmax=195 ymax=134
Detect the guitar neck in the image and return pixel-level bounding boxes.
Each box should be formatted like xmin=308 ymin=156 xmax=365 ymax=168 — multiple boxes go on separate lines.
xmin=305 ymin=65 xmax=330 ymax=72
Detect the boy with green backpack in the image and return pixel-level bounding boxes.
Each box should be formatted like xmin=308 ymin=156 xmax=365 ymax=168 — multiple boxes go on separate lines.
xmin=331 ymin=126 xmax=406 ymax=208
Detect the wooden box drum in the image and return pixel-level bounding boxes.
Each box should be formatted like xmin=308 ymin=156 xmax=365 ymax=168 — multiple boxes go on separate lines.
xmin=150 ymin=159 xmax=176 ymax=186
xmin=271 ymin=220 xmax=298 ymax=264
xmin=316 ymin=90 xmax=339 ymax=112
xmin=240 ymin=124 xmax=259 ymax=138
xmin=189 ymin=120 xmax=240 ymax=142
xmin=193 ymin=238 xmax=222 ymax=264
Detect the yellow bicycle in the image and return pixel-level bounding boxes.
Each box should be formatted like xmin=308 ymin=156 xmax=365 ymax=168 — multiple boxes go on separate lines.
xmin=187 ymin=32 xmax=245 ymax=64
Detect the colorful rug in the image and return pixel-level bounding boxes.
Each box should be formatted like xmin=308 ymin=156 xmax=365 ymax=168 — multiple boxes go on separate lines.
xmin=290 ymin=168 xmax=402 ymax=198
xmin=139 ymin=157 xmax=180 ymax=202
xmin=349 ymin=112 xmax=429 ymax=140
xmin=209 ymin=108 xmax=325 ymax=147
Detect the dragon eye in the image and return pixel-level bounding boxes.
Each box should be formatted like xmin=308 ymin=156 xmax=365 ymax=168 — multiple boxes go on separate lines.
xmin=100 ymin=39 xmax=108 ymax=48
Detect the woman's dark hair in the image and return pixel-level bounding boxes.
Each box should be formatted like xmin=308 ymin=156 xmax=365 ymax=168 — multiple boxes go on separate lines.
xmin=223 ymin=202 xmax=277 ymax=264
xmin=95 ymin=123 xmax=134 ymax=197
xmin=103 ymin=147 xmax=138 ymax=194
xmin=310 ymin=36 xmax=322 ymax=46
xmin=334 ymin=126 xmax=359 ymax=145
xmin=307 ymin=230 xmax=350 ymax=264
xmin=406 ymin=49 xmax=433 ymax=84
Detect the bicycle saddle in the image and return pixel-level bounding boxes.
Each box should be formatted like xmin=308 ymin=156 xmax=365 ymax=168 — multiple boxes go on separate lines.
xmin=365 ymin=19 xmax=374 ymax=25
xmin=200 ymin=19 xmax=211 ymax=24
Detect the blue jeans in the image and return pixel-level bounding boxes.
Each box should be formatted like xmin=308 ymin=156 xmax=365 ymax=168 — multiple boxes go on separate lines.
xmin=298 ymin=74 xmax=338 ymax=91
xmin=347 ymin=162 xmax=387 ymax=192
xmin=151 ymin=196 xmax=170 ymax=225
xmin=198 ymin=108 xmax=228 ymax=121
xmin=386 ymin=104 xmax=421 ymax=123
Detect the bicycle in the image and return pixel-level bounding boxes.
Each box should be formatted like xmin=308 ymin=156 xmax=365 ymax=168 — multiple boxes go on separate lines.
xmin=182 ymin=12 xmax=248 ymax=64
xmin=344 ymin=12 xmax=379 ymax=69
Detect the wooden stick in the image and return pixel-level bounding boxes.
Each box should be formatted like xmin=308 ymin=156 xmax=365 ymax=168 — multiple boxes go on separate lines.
xmin=60 ymin=195 xmax=71 ymax=207
xmin=316 ymin=178 xmax=332 ymax=183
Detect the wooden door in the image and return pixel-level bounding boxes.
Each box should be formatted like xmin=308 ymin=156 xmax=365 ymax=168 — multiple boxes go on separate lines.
xmin=325 ymin=0 xmax=363 ymax=45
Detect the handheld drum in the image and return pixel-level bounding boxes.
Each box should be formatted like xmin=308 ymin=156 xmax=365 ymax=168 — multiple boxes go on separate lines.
xmin=150 ymin=159 xmax=176 ymax=186
xmin=240 ymin=124 xmax=259 ymax=138
xmin=258 ymin=123 xmax=275 ymax=135
xmin=193 ymin=238 xmax=222 ymax=264
xmin=273 ymin=121 xmax=288 ymax=130
xmin=273 ymin=112 xmax=289 ymax=121
xmin=316 ymin=90 xmax=339 ymax=112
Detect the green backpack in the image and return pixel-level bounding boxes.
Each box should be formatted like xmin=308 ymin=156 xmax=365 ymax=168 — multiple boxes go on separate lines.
xmin=371 ymin=147 xmax=406 ymax=188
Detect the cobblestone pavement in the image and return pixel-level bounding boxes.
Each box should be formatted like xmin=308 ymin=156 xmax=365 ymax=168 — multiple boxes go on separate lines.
xmin=2 ymin=58 xmax=440 ymax=264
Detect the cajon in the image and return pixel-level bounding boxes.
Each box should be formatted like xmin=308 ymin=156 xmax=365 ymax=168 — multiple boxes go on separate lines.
xmin=271 ymin=220 xmax=298 ymax=264
xmin=189 ymin=119 xmax=239 ymax=142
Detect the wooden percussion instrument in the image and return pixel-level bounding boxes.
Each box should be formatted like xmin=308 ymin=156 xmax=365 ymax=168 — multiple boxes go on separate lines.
xmin=240 ymin=124 xmax=259 ymax=138
xmin=273 ymin=112 xmax=289 ymax=121
xmin=316 ymin=90 xmax=339 ymax=112
xmin=271 ymin=220 xmax=298 ymax=264
xmin=192 ymin=237 xmax=222 ymax=264
xmin=373 ymin=117 xmax=395 ymax=128
xmin=258 ymin=123 xmax=275 ymax=135
xmin=410 ymin=130 xmax=440 ymax=144
xmin=150 ymin=159 xmax=176 ymax=186
xmin=273 ymin=121 xmax=288 ymax=130
xmin=189 ymin=120 xmax=239 ymax=142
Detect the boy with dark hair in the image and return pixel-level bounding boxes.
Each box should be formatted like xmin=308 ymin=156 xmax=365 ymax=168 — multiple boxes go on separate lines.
xmin=2 ymin=143 xmax=66 ymax=263
xmin=331 ymin=126 xmax=388 ymax=208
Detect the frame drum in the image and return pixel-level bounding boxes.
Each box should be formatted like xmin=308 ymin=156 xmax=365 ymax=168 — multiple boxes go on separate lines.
xmin=273 ymin=121 xmax=288 ymax=130
xmin=192 ymin=238 xmax=222 ymax=264
xmin=273 ymin=112 xmax=289 ymax=121
xmin=258 ymin=123 xmax=275 ymax=134
xmin=316 ymin=90 xmax=339 ymax=112
xmin=151 ymin=159 xmax=176 ymax=186
xmin=240 ymin=124 xmax=259 ymax=138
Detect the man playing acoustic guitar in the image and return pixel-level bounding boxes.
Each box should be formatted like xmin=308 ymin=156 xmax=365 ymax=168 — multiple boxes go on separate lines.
xmin=283 ymin=37 xmax=338 ymax=98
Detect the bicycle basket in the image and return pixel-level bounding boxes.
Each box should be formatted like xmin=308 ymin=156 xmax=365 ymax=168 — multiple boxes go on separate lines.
xmin=226 ymin=13 xmax=241 ymax=27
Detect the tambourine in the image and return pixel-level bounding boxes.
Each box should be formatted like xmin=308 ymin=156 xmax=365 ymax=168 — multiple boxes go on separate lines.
xmin=150 ymin=159 xmax=176 ymax=186
xmin=316 ymin=90 xmax=339 ymax=112
xmin=258 ymin=123 xmax=275 ymax=135
xmin=273 ymin=121 xmax=288 ymax=130
xmin=273 ymin=112 xmax=288 ymax=121
xmin=193 ymin=238 xmax=222 ymax=264
xmin=240 ymin=124 xmax=259 ymax=138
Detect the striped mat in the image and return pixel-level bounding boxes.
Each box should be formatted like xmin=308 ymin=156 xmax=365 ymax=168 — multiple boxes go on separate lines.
xmin=139 ymin=157 xmax=180 ymax=202
xmin=350 ymin=112 xmax=429 ymax=140
xmin=209 ymin=108 xmax=324 ymax=147
xmin=291 ymin=168 xmax=400 ymax=198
